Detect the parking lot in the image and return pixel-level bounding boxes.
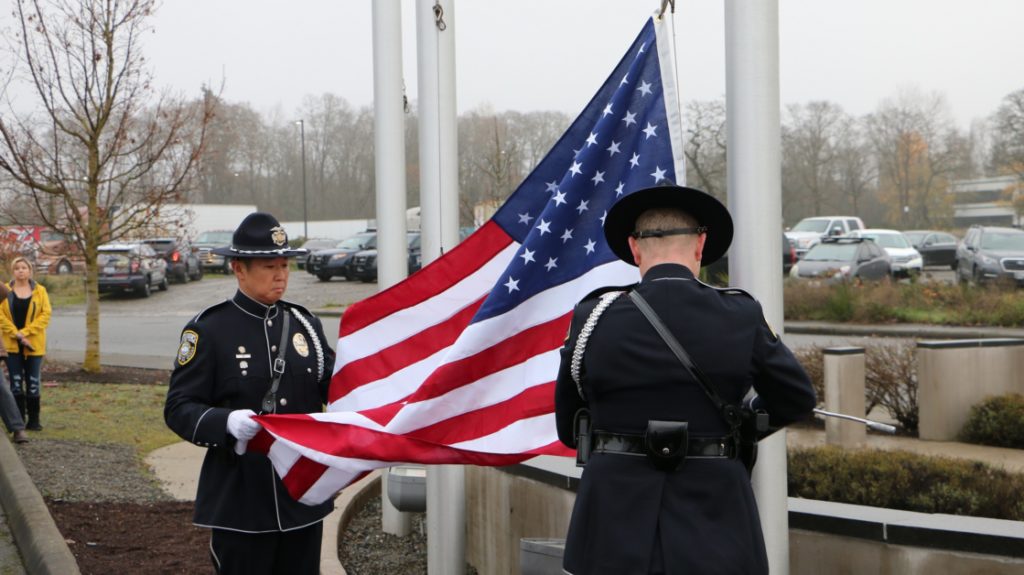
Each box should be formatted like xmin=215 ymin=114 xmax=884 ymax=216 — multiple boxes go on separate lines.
xmin=78 ymin=267 xmax=380 ymax=317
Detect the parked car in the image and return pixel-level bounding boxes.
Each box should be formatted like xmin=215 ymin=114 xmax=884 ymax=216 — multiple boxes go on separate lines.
xmin=845 ymin=229 xmax=922 ymax=278
xmin=141 ymin=237 xmax=202 ymax=283
xmin=955 ymin=225 xmax=1024 ymax=286
xmin=903 ymin=230 xmax=959 ymax=269
xmin=349 ymin=232 xmax=422 ymax=283
xmin=97 ymin=242 xmax=168 ymax=297
xmin=193 ymin=229 xmax=234 ymax=273
xmin=701 ymin=233 xmax=796 ymax=286
xmin=785 ymin=216 xmax=866 ymax=259
xmin=789 ymin=237 xmax=891 ymax=283
xmin=307 ymin=231 xmax=377 ymax=281
xmin=298 ymin=238 xmax=338 ymax=270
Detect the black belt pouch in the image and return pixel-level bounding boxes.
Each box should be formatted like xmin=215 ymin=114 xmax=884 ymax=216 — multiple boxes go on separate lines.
xmin=643 ymin=420 xmax=689 ymax=471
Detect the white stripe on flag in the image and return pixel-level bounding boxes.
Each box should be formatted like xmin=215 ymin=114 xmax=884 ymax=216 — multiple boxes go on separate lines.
xmin=333 ymin=242 xmax=520 ymax=366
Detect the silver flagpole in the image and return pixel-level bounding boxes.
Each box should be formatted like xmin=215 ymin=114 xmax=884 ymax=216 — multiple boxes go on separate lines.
xmin=373 ymin=0 xmax=413 ymax=537
xmin=418 ymin=1 xmax=466 ymax=573
xmin=724 ymin=0 xmax=788 ymax=572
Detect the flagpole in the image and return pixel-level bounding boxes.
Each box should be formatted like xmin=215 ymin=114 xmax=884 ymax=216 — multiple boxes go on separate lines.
xmin=417 ymin=1 xmax=466 ymax=573
xmin=724 ymin=1 xmax=789 ymax=573
xmin=372 ymin=0 xmax=413 ymax=537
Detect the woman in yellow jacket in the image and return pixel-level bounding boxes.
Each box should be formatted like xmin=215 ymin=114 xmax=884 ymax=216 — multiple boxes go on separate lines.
xmin=0 ymin=257 xmax=52 ymax=430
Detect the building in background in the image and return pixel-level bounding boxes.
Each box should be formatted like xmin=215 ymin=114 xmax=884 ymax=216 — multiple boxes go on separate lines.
xmin=950 ymin=175 xmax=1022 ymax=228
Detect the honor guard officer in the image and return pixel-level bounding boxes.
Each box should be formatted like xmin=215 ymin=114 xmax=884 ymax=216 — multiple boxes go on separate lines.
xmin=164 ymin=212 xmax=336 ymax=575
xmin=554 ymin=183 xmax=816 ymax=574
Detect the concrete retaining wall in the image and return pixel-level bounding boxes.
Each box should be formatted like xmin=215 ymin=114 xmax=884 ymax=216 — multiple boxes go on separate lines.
xmin=465 ymin=462 xmax=576 ymax=575
xmin=470 ymin=458 xmax=1024 ymax=575
xmin=917 ymin=339 xmax=1024 ymax=441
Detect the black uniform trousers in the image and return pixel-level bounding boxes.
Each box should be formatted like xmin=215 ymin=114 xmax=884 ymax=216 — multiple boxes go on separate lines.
xmin=210 ymin=523 xmax=323 ymax=575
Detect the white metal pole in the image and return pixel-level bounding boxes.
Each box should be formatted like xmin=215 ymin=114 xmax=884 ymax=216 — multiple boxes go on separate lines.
xmin=372 ymin=0 xmax=412 ymax=537
xmin=725 ymin=1 xmax=789 ymax=573
xmin=417 ymin=2 xmax=464 ymax=573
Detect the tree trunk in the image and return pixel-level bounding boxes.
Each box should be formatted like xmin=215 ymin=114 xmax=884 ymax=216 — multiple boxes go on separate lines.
xmin=83 ymin=262 xmax=101 ymax=373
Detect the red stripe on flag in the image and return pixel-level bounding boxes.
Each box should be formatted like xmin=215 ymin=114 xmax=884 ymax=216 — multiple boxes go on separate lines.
xmin=408 ymin=382 xmax=559 ymax=446
xmin=280 ymin=454 xmax=331 ymax=502
xmin=259 ymin=415 xmax=552 ymax=466
xmin=329 ymin=296 xmax=486 ymax=403
xmin=405 ymin=312 xmax=572 ymax=403
xmin=338 ymin=222 xmax=512 ymax=336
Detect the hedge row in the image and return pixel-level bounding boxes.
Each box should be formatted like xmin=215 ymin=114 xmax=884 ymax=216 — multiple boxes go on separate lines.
xmin=788 ymin=446 xmax=1024 ymax=521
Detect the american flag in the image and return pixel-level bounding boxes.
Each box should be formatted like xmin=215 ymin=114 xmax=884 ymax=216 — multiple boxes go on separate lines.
xmin=253 ymin=17 xmax=684 ymax=505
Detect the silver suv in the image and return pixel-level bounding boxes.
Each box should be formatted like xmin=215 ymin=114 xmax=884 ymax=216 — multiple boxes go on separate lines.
xmin=785 ymin=216 xmax=866 ymax=259
xmin=955 ymin=225 xmax=1024 ymax=286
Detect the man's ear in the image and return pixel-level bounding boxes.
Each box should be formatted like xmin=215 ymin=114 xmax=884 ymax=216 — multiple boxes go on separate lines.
xmin=695 ymin=233 xmax=707 ymax=262
xmin=627 ymin=236 xmax=642 ymax=267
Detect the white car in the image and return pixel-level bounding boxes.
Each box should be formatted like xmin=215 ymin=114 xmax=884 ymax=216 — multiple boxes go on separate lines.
xmin=786 ymin=216 xmax=866 ymax=259
xmin=846 ymin=229 xmax=923 ymax=277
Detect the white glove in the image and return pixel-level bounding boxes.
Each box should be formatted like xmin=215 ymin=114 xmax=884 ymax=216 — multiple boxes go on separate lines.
xmin=226 ymin=409 xmax=262 ymax=441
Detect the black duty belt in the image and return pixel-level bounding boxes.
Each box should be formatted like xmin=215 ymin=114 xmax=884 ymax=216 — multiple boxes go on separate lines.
xmin=593 ymin=430 xmax=737 ymax=459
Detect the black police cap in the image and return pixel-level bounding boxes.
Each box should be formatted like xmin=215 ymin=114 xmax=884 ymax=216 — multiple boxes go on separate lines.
xmin=603 ymin=181 xmax=733 ymax=266
xmin=211 ymin=212 xmax=308 ymax=259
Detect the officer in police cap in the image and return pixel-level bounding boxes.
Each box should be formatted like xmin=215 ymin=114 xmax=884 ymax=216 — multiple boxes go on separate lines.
xmin=165 ymin=212 xmax=335 ymax=575
xmin=554 ymin=183 xmax=816 ymax=574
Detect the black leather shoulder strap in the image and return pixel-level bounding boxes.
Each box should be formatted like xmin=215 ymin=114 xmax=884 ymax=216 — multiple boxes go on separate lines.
xmin=628 ymin=291 xmax=738 ymax=426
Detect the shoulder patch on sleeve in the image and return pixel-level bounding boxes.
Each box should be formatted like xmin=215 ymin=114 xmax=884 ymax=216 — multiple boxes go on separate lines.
xmin=177 ymin=330 xmax=199 ymax=366
xmin=716 ymin=286 xmax=755 ymax=299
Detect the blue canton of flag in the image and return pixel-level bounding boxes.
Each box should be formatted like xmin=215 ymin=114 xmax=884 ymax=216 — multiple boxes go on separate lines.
xmin=482 ymin=19 xmax=676 ymax=319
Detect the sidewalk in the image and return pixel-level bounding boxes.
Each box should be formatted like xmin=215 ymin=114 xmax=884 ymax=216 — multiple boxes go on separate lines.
xmin=144 ymin=441 xmax=378 ymax=575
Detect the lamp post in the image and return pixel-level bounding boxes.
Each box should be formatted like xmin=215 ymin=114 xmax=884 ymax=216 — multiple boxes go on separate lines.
xmin=295 ymin=119 xmax=308 ymax=239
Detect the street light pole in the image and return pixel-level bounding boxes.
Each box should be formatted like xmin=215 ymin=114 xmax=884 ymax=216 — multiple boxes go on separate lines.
xmin=295 ymin=119 xmax=308 ymax=239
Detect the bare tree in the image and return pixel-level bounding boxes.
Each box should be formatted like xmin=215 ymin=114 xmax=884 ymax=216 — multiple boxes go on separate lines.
xmin=989 ymin=88 xmax=1024 ymax=179
xmin=833 ymin=121 xmax=877 ymax=218
xmin=0 ymin=0 xmax=213 ymax=371
xmin=782 ymin=101 xmax=851 ymax=219
xmin=682 ymin=99 xmax=727 ymax=201
xmin=864 ymin=89 xmax=964 ymax=228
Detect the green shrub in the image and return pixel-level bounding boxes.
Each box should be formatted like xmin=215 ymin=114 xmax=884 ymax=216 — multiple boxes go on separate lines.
xmin=788 ymin=446 xmax=1024 ymax=521
xmin=959 ymin=393 xmax=1024 ymax=449
xmin=784 ymin=279 xmax=1024 ymax=327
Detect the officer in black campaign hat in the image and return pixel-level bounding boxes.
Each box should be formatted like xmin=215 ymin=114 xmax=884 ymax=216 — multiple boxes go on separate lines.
xmin=554 ymin=183 xmax=816 ymax=574
xmin=165 ymin=212 xmax=335 ymax=575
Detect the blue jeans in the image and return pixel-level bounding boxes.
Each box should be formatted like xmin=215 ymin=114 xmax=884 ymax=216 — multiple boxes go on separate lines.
xmin=0 ymin=367 xmax=24 ymax=432
xmin=8 ymin=354 xmax=43 ymax=398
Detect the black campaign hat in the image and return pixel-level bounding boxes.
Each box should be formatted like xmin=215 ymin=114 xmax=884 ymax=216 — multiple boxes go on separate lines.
xmin=211 ymin=212 xmax=308 ymax=259
xmin=603 ymin=182 xmax=733 ymax=266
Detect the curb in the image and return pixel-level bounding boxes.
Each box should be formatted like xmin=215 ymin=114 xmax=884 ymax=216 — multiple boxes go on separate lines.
xmin=328 ymin=470 xmax=382 ymax=575
xmin=785 ymin=321 xmax=1024 ymax=341
xmin=0 ymin=435 xmax=80 ymax=575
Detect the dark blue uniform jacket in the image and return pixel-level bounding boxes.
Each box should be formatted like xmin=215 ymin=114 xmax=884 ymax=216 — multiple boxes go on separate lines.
xmin=165 ymin=290 xmax=336 ymax=533
xmin=554 ymin=263 xmax=816 ymax=574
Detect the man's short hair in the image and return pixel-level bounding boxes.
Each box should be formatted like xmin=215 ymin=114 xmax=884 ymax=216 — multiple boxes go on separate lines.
xmin=634 ymin=207 xmax=698 ymax=235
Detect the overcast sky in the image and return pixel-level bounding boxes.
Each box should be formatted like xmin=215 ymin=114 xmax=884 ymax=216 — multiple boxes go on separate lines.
xmin=10 ymin=1 xmax=1024 ymax=129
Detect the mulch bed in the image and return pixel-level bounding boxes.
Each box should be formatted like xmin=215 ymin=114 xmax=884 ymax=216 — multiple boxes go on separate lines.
xmin=26 ymin=361 xmax=214 ymax=574
xmin=48 ymin=501 xmax=211 ymax=575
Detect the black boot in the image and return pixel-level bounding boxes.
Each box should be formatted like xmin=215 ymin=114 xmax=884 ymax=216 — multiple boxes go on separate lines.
xmin=13 ymin=394 xmax=26 ymax=423
xmin=26 ymin=396 xmax=41 ymax=431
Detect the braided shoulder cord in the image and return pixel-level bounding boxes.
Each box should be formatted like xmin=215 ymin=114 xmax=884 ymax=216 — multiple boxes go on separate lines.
xmin=289 ymin=308 xmax=325 ymax=381
xmin=570 ymin=290 xmax=624 ymax=400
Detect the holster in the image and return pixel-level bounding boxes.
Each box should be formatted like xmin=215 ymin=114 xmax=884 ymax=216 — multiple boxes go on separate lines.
xmin=737 ymin=408 xmax=770 ymax=475
xmin=573 ymin=408 xmax=592 ymax=467
xmin=643 ymin=420 xmax=689 ymax=471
